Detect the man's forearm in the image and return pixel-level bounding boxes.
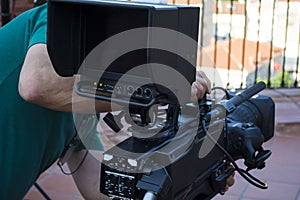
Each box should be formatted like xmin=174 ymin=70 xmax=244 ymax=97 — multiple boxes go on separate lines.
xmin=19 ymin=43 xmax=113 ymax=113
xmin=67 ymin=150 xmax=111 ymax=200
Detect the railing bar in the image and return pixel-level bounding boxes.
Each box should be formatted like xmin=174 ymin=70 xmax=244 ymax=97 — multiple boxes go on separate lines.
xmin=1 ymin=0 xmax=11 ymax=26
xmin=199 ymin=2 xmax=205 ymax=66
xmin=294 ymin=21 xmax=300 ymax=87
xmin=267 ymin=0 xmax=276 ymax=88
xmin=254 ymin=0 xmax=262 ymax=85
xmin=213 ymin=0 xmax=220 ymax=87
xmin=281 ymin=0 xmax=290 ymax=87
xmin=11 ymin=0 xmax=16 ymax=18
xmin=240 ymin=0 xmax=248 ymax=89
xmin=226 ymin=0 xmax=234 ymax=88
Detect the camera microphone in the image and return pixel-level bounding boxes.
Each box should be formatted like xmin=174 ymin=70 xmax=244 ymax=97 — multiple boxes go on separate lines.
xmin=204 ymin=82 xmax=266 ymax=122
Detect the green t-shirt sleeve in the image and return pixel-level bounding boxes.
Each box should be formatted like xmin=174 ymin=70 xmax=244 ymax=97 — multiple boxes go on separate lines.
xmin=27 ymin=4 xmax=48 ymax=49
xmin=0 ymin=4 xmax=47 ymax=86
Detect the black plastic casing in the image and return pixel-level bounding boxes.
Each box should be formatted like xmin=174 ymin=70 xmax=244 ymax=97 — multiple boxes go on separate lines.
xmin=47 ymin=0 xmax=199 ymax=92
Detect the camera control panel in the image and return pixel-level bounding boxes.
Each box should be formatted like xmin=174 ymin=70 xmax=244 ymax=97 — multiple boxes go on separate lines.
xmin=92 ymin=79 xmax=155 ymax=101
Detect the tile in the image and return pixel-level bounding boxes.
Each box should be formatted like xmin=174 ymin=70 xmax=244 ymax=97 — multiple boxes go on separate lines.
xmin=44 ymin=164 xmax=63 ymax=174
xmin=275 ymin=102 xmax=300 ymax=124
xmin=266 ymin=135 xmax=300 ymax=167
xmin=37 ymin=171 xmax=50 ymax=181
xmin=256 ymin=163 xmax=300 ymax=185
xmin=37 ymin=191 xmax=79 ymax=200
xmin=39 ymin=173 xmax=80 ymax=194
xmin=225 ymin=175 xmax=248 ymax=197
xmin=239 ymin=198 xmax=263 ymax=200
xmin=74 ymin=195 xmax=85 ymax=200
xmin=276 ymin=123 xmax=300 ymax=136
xmin=274 ymin=100 xmax=299 ymax=107
xmin=243 ymin=181 xmax=299 ymax=200
xmin=275 ymin=102 xmax=299 ymax=110
xmin=24 ymin=188 xmax=45 ymax=200
xmin=274 ymin=89 xmax=300 ymax=97
xmin=213 ymin=194 xmax=240 ymax=200
xmin=26 ymin=184 xmax=84 ymax=200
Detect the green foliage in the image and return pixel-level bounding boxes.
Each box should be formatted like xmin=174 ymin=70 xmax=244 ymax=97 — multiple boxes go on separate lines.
xmin=257 ymin=71 xmax=293 ymax=88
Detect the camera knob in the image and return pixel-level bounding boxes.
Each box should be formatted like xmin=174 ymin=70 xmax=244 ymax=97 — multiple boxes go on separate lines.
xmin=242 ymin=122 xmax=254 ymax=128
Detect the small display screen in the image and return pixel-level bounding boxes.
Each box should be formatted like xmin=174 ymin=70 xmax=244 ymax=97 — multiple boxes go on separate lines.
xmin=78 ymin=4 xmax=153 ymax=80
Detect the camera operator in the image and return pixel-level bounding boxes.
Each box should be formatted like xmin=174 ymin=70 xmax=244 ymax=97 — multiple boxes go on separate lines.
xmin=0 ymin=3 xmax=234 ymax=199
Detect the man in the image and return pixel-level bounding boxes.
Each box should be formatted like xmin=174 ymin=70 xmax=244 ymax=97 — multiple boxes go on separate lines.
xmin=0 ymin=2 xmax=231 ymax=199
xmin=0 ymin=3 xmax=107 ymax=199
xmin=0 ymin=3 xmax=73 ymax=199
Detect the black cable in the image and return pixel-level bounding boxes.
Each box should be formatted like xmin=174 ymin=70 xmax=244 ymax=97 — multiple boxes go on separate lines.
xmin=57 ymin=114 xmax=99 ymax=175
xmin=34 ymin=182 xmax=52 ymax=200
xmin=201 ymin=120 xmax=268 ymax=190
xmin=57 ymin=149 xmax=89 ymax=175
xmin=211 ymin=87 xmax=231 ymax=100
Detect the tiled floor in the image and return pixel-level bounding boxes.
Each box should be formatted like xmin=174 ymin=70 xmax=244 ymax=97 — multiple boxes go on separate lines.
xmin=24 ymin=89 xmax=300 ymax=200
xmin=214 ymin=133 xmax=300 ymax=200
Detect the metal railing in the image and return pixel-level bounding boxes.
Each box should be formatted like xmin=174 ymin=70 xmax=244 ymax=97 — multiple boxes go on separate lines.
xmin=183 ymin=0 xmax=300 ymax=89
xmin=1 ymin=0 xmax=11 ymax=26
xmin=1 ymin=0 xmax=299 ymax=89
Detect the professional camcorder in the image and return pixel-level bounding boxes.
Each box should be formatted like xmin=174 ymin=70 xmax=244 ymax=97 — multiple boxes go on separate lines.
xmin=47 ymin=0 xmax=275 ymax=199
xmin=96 ymin=82 xmax=274 ymax=200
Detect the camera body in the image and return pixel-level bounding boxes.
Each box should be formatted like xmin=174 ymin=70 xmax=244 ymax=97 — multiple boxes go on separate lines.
xmin=99 ymin=91 xmax=274 ymax=200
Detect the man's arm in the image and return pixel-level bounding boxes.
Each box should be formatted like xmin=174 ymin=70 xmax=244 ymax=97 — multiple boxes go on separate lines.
xmin=19 ymin=43 xmax=211 ymax=113
xmin=19 ymin=43 xmax=113 ymax=113
xmin=67 ymin=150 xmax=111 ymax=200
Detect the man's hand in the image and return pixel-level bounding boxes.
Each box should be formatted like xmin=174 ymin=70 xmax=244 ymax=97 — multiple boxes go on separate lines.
xmin=191 ymin=70 xmax=236 ymax=193
xmin=225 ymin=165 xmax=235 ymax=192
xmin=191 ymin=68 xmax=211 ymax=101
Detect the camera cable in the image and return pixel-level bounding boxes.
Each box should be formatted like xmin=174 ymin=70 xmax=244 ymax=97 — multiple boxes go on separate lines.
xmin=57 ymin=136 xmax=89 ymax=175
xmin=201 ymin=119 xmax=268 ymax=190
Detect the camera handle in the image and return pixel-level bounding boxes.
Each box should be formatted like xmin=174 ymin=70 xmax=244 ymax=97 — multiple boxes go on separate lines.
xmin=201 ymin=120 xmax=268 ymax=190
xmin=203 ymin=82 xmax=266 ymax=122
xmin=227 ymin=121 xmax=272 ymax=171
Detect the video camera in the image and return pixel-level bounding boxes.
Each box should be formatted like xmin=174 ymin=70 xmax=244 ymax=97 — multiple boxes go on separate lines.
xmin=97 ymin=82 xmax=274 ymax=200
xmin=47 ymin=0 xmax=275 ymax=199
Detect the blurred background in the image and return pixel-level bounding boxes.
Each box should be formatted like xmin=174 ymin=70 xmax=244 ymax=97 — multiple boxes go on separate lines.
xmin=2 ymin=0 xmax=299 ymax=89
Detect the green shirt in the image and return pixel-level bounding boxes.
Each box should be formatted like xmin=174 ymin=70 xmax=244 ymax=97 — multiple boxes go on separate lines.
xmin=0 ymin=4 xmax=75 ymax=199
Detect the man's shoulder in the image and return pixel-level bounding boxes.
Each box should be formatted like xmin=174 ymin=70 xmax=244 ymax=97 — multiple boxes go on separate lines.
xmin=27 ymin=3 xmax=48 ymax=22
